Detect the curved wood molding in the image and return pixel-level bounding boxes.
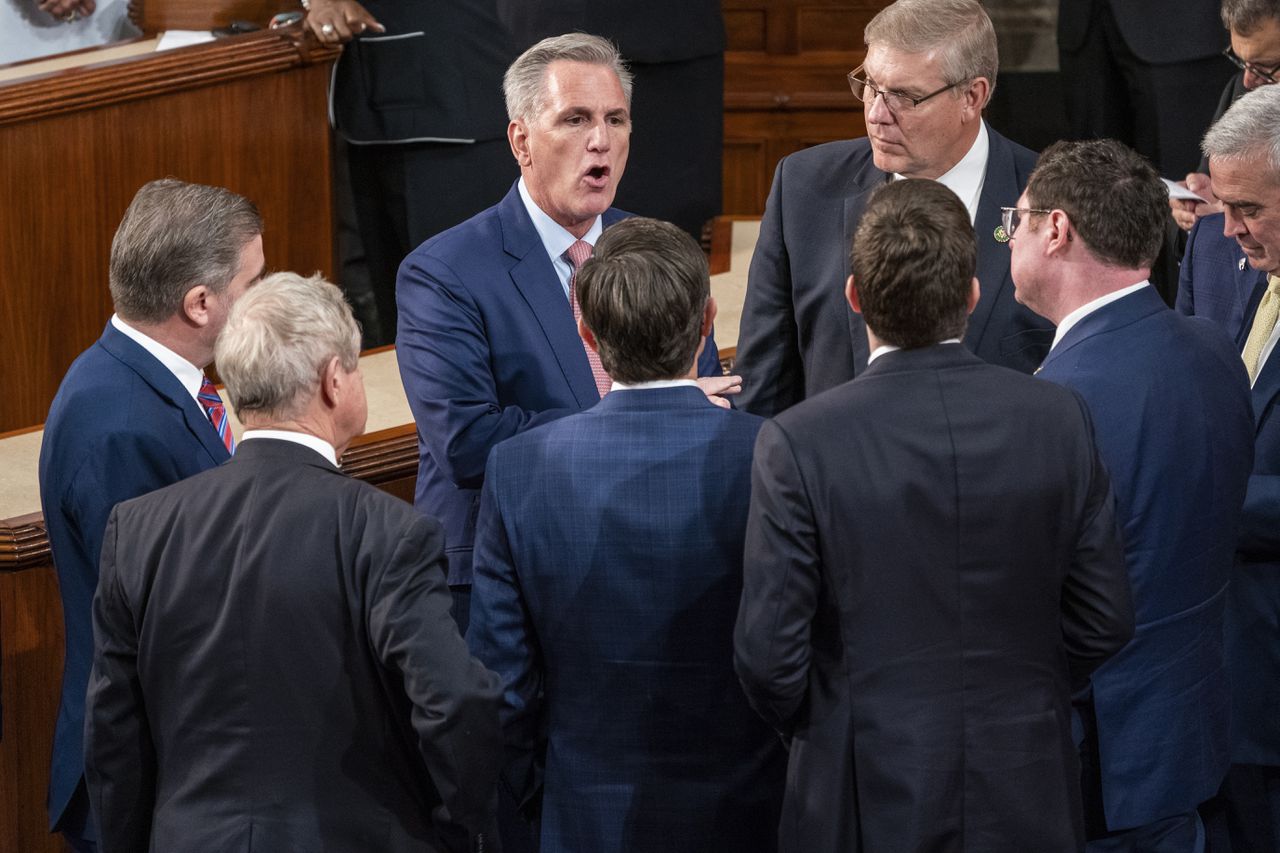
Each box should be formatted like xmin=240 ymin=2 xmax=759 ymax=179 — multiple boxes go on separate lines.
xmin=0 ymin=28 xmax=338 ymax=128
xmin=0 ymin=424 xmax=419 ymax=574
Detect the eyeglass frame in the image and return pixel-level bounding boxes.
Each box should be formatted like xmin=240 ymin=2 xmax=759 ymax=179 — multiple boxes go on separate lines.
xmin=847 ymin=64 xmax=965 ymax=113
xmin=1222 ymin=46 xmax=1280 ymax=84
xmin=1000 ymin=206 xmax=1052 ymax=239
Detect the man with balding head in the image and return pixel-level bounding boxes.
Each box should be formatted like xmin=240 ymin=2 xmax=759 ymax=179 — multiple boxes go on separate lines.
xmin=85 ymin=273 xmax=502 ymax=853
xmin=39 ymin=178 xmax=263 ymax=851
xmin=395 ymin=33 xmax=736 ymax=630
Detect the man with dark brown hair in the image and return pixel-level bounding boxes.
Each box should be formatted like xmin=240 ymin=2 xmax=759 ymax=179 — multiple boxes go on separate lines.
xmin=735 ymin=179 xmax=1134 ymax=852
xmin=468 ymin=217 xmax=784 ymax=853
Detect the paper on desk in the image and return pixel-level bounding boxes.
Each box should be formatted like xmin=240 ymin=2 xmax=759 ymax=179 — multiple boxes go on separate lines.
xmin=1162 ymin=177 xmax=1208 ymax=203
xmin=155 ymin=31 xmax=219 ymax=52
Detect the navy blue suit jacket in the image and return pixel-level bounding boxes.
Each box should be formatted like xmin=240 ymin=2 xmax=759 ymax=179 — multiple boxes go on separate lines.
xmin=735 ymin=123 xmax=1052 ymax=417
xmin=1038 ymin=286 xmax=1254 ymax=830
xmin=1178 ymin=222 xmax=1280 ymax=766
xmin=396 ymin=183 xmax=721 ymax=585
xmin=467 ymin=386 xmax=785 ymax=853
xmin=38 ymin=321 xmax=230 ymax=831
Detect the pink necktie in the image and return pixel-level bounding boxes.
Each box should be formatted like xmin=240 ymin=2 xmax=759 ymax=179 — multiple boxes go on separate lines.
xmin=565 ymin=239 xmax=612 ymax=398
xmin=197 ymin=375 xmax=236 ymax=454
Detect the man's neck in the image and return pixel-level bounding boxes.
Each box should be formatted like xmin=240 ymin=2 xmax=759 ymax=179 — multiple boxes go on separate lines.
xmin=118 ymin=315 xmax=209 ymax=369
xmin=1047 ymin=264 xmax=1150 ymax=326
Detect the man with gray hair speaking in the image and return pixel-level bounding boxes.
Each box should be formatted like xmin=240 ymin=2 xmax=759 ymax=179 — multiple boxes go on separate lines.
xmin=84 ymin=272 xmax=503 ymax=853
xmin=1177 ymin=82 xmax=1280 ymax=852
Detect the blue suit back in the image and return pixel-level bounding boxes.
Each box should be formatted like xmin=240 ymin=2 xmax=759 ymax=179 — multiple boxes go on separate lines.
xmin=468 ymin=386 xmax=785 ymax=853
xmin=1038 ymin=287 xmax=1254 ymax=830
xmin=38 ymin=322 xmax=230 ymax=831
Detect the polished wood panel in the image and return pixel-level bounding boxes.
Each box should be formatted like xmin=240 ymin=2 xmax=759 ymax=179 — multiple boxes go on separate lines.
xmin=129 ymin=0 xmax=291 ymax=32
xmin=0 ymin=30 xmax=338 ymax=434
xmin=721 ymin=1 xmax=890 ymax=216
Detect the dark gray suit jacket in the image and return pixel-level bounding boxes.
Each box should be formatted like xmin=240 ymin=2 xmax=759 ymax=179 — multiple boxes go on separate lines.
xmin=85 ymin=438 xmax=503 ymax=853
xmin=735 ymin=124 xmax=1051 ymax=417
xmin=735 ymin=344 xmax=1134 ymax=852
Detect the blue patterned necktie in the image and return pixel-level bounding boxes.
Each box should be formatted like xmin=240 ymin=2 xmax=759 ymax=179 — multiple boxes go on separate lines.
xmin=197 ymin=375 xmax=235 ymax=454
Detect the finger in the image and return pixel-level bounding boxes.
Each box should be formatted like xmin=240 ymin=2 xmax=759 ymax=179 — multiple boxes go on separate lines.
xmin=330 ymin=16 xmax=355 ymax=40
xmin=1172 ymin=209 xmax=1195 ymax=232
xmin=351 ymin=11 xmax=384 ymax=33
xmin=709 ymin=395 xmax=731 ymax=410
xmin=77 ymin=0 xmax=95 ymax=14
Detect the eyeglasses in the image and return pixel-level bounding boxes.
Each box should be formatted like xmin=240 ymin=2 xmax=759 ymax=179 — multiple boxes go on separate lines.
xmin=999 ymin=206 xmax=1052 ymax=240
xmin=1222 ymin=47 xmax=1280 ymax=84
xmin=847 ymin=65 xmax=963 ymax=114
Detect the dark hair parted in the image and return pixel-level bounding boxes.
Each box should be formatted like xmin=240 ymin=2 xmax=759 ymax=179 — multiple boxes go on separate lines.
xmin=851 ymin=179 xmax=975 ymax=348
xmin=1025 ymin=139 xmax=1166 ymax=270
xmin=575 ymin=218 xmax=709 ymax=383
xmin=109 ymin=178 xmax=263 ymax=324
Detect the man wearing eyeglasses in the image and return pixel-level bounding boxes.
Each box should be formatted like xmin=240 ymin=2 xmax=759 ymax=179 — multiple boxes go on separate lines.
xmin=1009 ymin=138 xmax=1254 ymax=853
xmin=1171 ymin=0 xmax=1280 ymax=233
xmin=734 ymin=0 xmax=1051 ymax=418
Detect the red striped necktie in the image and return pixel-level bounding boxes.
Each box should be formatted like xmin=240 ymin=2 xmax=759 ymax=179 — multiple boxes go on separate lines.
xmin=197 ymin=375 xmax=236 ymax=454
xmin=565 ymin=239 xmax=612 ymax=398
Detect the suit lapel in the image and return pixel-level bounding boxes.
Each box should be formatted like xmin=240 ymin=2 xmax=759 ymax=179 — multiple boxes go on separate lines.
xmin=1039 ymin=287 xmax=1166 ymax=373
xmin=966 ymin=125 xmax=1018 ymax=348
xmin=844 ymin=164 xmax=887 ymax=374
xmin=1236 ymin=265 xmax=1269 ymax=349
xmin=98 ymin=323 xmax=231 ymax=464
xmin=499 ymin=190 xmax=600 ymax=409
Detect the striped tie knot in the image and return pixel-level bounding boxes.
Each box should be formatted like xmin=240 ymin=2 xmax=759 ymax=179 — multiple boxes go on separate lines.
xmin=198 ymin=375 xmax=236 ymax=454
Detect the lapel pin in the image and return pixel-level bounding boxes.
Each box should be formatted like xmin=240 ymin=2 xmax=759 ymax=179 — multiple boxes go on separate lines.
xmin=994 ymin=225 xmax=1009 ymax=243
xmin=1240 ymin=257 xmax=1248 ymax=271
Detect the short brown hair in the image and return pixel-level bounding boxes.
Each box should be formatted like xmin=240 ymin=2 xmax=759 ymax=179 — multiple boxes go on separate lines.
xmin=576 ymin=218 xmax=709 ymax=383
xmin=1025 ymin=139 xmax=1166 ymax=270
xmin=851 ymin=179 xmax=975 ymax=348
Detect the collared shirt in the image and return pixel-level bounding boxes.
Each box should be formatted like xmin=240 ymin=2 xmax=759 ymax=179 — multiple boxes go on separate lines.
xmin=894 ymin=120 xmax=989 ymax=224
xmin=867 ymin=338 xmax=962 ymax=365
xmin=1254 ymin=275 xmax=1280 ymax=386
xmin=110 ymin=314 xmax=204 ymax=405
xmin=240 ymin=429 xmax=339 ymax=468
xmin=517 ymin=177 xmax=605 ymax=301
xmin=608 ymin=378 xmax=699 ymax=393
xmin=1049 ymin=281 xmax=1150 ymax=353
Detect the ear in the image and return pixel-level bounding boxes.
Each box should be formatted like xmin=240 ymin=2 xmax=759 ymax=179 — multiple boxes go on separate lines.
xmin=1046 ymin=210 xmax=1073 ymax=254
xmin=967 ymin=277 xmax=981 ymax=315
xmin=319 ymin=355 xmax=342 ymax=410
xmin=182 ymin=285 xmax=212 ymax=328
xmin=961 ymin=77 xmax=990 ymax=121
xmin=846 ymin=275 xmax=863 ymax=314
xmin=509 ymin=119 xmax=532 ymax=167
xmin=701 ymin=296 xmax=718 ymax=337
xmin=578 ymin=316 xmax=599 ymax=354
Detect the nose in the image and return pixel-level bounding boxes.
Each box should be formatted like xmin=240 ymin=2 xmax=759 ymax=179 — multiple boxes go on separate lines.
xmin=1223 ymin=207 xmax=1247 ymax=238
xmin=865 ymin=90 xmax=895 ymax=125
xmin=1244 ymin=68 xmax=1269 ymax=90
xmin=587 ymin=119 xmax=611 ymax=151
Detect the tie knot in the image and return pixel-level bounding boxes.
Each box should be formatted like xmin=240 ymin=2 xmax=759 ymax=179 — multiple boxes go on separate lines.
xmin=565 ymin=239 xmax=593 ymax=270
xmin=197 ymin=375 xmax=220 ymax=403
xmin=1269 ymin=274 xmax=1280 ymax=295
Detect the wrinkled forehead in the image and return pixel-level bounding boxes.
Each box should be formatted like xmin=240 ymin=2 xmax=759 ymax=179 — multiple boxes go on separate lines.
xmin=863 ymin=42 xmax=948 ymax=90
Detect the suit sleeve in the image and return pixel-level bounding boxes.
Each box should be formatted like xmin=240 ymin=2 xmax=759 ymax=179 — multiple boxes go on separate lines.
xmin=467 ymin=454 xmax=545 ymax=818
xmin=735 ymin=159 xmax=807 ymax=416
xmin=396 ymin=252 xmax=578 ymax=489
xmin=365 ymin=510 xmax=503 ymax=837
xmin=1175 ymin=218 xmax=1204 ymax=317
xmin=734 ymin=419 xmax=821 ymax=732
xmin=1059 ymin=395 xmax=1135 ymax=685
xmin=84 ymin=508 xmax=157 ymax=853
xmin=1237 ymin=471 xmax=1280 ymax=556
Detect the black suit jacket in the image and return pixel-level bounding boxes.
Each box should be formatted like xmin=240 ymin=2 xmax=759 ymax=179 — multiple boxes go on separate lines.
xmin=1057 ymin=0 xmax=1226 ymax=65
xmin=736 ymin=124 xmax=1052 ymax=417
xmin=496 ymin=0 xmax=724 ymax=63
xmin=84 ymin=438 xmax=503 ymax=853
xmin=735 ymin=345 xmax=1134 ymax=852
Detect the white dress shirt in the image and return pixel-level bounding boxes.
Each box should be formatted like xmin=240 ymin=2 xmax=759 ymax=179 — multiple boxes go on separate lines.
xmin=110 ymin=314 xmax=204 ymax=404
xmin=867 ymin=338 xmax=963 ymax=365
xmin=517 ymin=177 xmax=604 ymax=301
xmin=1048 ymin=281 xmax=1150 ymax=354
xmin=240 ymin=429 xmax=339 ymax=467
xmin=608 ymin=378 xmax=699 ymax=393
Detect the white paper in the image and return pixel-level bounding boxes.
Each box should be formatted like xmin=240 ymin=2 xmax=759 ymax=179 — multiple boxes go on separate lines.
xmin=1163 ymin=177 xmax=1208 ymax=203
xmin=155 ymin=31 xmax=219 ymax=52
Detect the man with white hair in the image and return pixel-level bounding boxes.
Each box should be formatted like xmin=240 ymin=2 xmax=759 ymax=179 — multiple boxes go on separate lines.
xmin=1178 ymin=82 xmax=1280 ymax=853
xmin=84 ymin=273 xmax=503 ymax=853
xmin=395 ymin=33 xmax=738 ymax=631
xmin=734 ymin=0 xmax=1051 ymax=417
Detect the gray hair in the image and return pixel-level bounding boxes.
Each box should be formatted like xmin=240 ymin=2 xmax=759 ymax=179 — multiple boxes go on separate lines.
xmin=1202 ymin=83 xmax=1280 ymax=169
xmin=503 ymin=32 xmax=633 ymax=122
xmin=215 ymin=271 xmax=361 ymax=421
xmin=109 ymin=178 xmax=262 ymax=324
xmin=864 ymin=0 xmax=998 ymax=105
xmin=1221 ymin=0 xmax=1280 ymax=35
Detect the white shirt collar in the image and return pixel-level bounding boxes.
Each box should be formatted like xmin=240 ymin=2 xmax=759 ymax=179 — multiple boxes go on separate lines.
xmin=894 ymin=121 xmax=989 ymax=224
xmin=608 ymin=378 xmax=699 ymax=392
xmin=240 ymin=429 xmax=339 ymax=467
xmin=867 ymin=338 xmax=962 ymax=365
xmin=1050 ymin=281 xmax=1150 ymax=353
xmin=110 ymin=314 xmax=204 ymax=403
xmin=518 ymin=177 xmax=604 ymax=299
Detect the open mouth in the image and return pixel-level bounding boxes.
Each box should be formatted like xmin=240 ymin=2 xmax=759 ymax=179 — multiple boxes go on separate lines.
xmin=584 ymin=165 xmax=610 ymax=186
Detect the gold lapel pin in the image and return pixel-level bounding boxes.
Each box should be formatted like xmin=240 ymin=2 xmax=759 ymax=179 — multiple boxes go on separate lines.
xmin=994 ymin=225 xmax=1009 ymax=244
